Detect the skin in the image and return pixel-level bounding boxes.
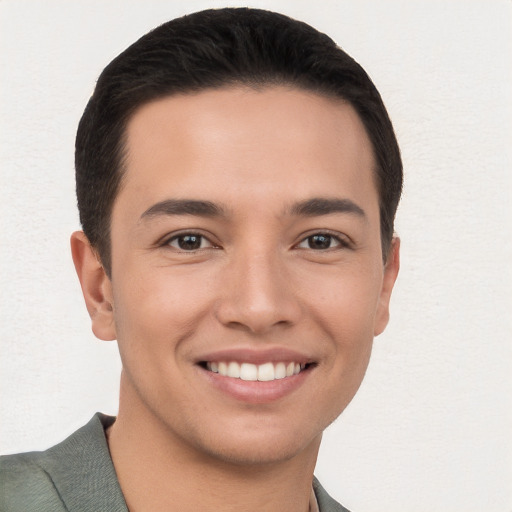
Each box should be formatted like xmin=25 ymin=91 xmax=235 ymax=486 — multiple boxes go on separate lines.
xmin=71 ymin=86 xmax=399 ymax=512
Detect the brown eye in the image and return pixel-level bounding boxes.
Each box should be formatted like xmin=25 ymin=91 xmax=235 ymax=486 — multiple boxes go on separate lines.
xmin=168 ymin=234 xmax=212 ymax=251
xmin=308 ymin=234 xmax=332 ymax=249
xmin=297 ymin=233 xmax=344 ymax=250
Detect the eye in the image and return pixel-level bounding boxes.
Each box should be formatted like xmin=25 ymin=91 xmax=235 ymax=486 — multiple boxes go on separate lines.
xmin=296 ymin=233 xmax=345 ymax=250
xmin=167 ymin=233 xmax=215 ymax=251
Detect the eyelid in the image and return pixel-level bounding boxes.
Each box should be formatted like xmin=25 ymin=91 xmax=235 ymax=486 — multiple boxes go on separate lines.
xmin=158 ymin=230 xmax=221 ymax=250
xmin=294 ymin=230 xmax=352 ymax=250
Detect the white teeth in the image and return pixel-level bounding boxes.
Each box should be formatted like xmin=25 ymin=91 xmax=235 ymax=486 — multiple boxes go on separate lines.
xmin=274 ymin=362 xmax=286 ymax=379
xmin=208 ymin=361 xmax=308 ymax=381
xmin=240 ymin=363 xmax=258 ymax=381
xmin=227 ymin=361 xmax=240 ymax=378
xmin=257 ymin=362 xmax=275 ymax=381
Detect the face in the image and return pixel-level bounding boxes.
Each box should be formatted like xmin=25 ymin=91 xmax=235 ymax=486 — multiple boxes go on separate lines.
xmin=74 ymin=86 xmax=399 ymax=465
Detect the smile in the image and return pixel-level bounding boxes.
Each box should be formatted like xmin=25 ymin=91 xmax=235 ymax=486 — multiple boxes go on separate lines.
xmin=205 ymin=361 xmax=307 ymax=381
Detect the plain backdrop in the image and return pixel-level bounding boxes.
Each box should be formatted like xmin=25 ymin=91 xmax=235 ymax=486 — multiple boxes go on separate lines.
xmin=1 ymin=1 xmax=511 ymax=511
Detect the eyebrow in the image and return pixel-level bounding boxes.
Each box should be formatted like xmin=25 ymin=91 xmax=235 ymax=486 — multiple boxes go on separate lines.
xmin=140 ymin=197 xmax=366 ymax=222
xmin=289 ymin=197 xmax=366 ymax=218
xmin=140 ymin=199 xmax=225 ymax=220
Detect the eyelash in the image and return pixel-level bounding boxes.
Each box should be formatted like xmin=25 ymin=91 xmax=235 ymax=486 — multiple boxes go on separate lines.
xmin=164 ymin=232 xmax=219 ymax=252
xmin=295 ymin=232 xmax=350 ymax=251
xmin=162 ymin=231 xmax=350 ymax=252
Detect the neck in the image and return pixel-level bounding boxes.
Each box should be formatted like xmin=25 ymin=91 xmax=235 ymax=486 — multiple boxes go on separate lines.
xmin=108 ymin=379 xmax=321 ymax=512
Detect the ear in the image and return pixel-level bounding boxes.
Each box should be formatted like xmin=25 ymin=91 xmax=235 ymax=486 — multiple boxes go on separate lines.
xmin=374 ymin=237 xmax=400 ymax=336
xmin=70 ymin=231 xmax=116 ymax=341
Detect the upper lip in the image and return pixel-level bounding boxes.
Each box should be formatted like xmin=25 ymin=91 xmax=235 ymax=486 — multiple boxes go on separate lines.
xmin=195 ymin=347 xmax=315 ymax=365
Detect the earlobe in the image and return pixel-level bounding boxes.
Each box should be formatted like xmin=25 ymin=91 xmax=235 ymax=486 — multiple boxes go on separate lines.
xmin=70 ymin=231 xmax=116 ymax=341
xmin=374 ymin=237 xmax=400 ymax=336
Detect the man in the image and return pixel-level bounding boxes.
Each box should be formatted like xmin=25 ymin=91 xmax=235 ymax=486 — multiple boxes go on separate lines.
xmin=0 ymin=7 xmax=401 ymax=512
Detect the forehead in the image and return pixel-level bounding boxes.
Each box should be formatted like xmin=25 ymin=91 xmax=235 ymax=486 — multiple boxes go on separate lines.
xmin=118 ymin=86 xmax=377 ymax=216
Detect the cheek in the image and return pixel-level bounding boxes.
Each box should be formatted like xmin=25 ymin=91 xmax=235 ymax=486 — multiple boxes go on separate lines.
xmin=309 ymin=268 xmax=383 ymax=340
xmin=112 ymin=270 xmax=213 ymax=356
xmin=305 ymin=267 xmax=383 ymax=401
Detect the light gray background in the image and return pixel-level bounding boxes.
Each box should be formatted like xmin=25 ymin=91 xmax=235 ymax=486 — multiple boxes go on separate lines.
xmin=1 ymin=1 xmax=511 ymax=511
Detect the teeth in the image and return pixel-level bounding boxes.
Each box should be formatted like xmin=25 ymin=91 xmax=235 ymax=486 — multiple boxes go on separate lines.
xmin=218 ymin=362 xmax=228 ymax=375
xmin=207 ymin=361 xmax=308 ymax=381
xmin=274 ymin=362 xmax=286 ymax=379
xmin=227 ymin=361 xmax=240 ymax=378
xmin=240 ymin=363 xmax=258 ymax=381
xmin=258 ymin=362 xmax=274 ymax=381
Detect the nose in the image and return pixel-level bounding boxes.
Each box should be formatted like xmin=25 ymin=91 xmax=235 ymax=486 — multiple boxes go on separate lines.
xmin=215 ymin=249 xmax=302 ymax=335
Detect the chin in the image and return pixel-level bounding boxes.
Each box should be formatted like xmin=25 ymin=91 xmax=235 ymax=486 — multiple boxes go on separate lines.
xmin=201 ymin=433 xmax=321 ymax=467
xmin=178 ymin=417 xmax=324 ymax=467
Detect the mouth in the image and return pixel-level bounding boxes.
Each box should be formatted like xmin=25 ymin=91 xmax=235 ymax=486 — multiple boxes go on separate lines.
xmin=200 ymin=360 xmax=313 ymax=382
xmin=195 ymin=348 xmax=316 ymax=403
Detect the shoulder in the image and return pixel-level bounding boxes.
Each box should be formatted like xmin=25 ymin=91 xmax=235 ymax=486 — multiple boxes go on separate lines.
xmin=313 ymin=476 xmax=352 ymax=512
xmin=0 ymin=451 xmax=66 ymax=511
xmin=0 ymin=414 xmax=126 ymax=512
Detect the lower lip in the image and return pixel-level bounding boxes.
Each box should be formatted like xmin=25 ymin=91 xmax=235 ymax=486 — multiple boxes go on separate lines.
xmin=199 ymin=366 xmax=311 ymax=404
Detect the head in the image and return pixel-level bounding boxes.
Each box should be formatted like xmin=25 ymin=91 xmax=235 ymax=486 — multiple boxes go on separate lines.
xmin=71 ymin=8 xmax=402 ymax=466
xmin=75 ymin=7 xmax=402 ymax=276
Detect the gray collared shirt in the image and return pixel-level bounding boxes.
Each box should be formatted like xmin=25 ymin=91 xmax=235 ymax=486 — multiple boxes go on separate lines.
xmin=1 ymin=414 xmax=350 ymax=512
